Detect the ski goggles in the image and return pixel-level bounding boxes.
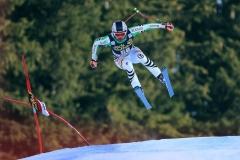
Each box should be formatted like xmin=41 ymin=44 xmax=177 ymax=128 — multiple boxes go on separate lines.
xmin=114 ymin=31 xmax=127 ymax=40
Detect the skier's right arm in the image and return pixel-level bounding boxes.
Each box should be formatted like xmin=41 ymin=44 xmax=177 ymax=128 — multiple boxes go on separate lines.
xmin=90 ymin=36 xmax=110 ymax=68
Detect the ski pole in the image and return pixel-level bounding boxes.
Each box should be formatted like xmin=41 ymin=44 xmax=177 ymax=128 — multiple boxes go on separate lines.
xmin=134 ymin=8 xmax=163 ymax=22
xmin=124 ymin=9 xmax=138 ymax=23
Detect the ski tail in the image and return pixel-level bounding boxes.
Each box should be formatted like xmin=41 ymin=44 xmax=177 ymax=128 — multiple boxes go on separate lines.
xmin=134 ymin=86 xmax=152 ymax=110
xmin=161 ymin=66 xmax=174 ymax=98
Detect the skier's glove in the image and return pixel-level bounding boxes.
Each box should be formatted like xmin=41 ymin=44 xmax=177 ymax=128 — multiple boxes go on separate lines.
xmin=90 ymin=59 xmax=98 ymax=68
xmin=165 ymin=22 xmax=174 ymax=31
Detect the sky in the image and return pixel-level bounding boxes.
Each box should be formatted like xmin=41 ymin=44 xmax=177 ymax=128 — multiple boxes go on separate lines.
xmin=20 ymin=136 xmax=240 ymax=160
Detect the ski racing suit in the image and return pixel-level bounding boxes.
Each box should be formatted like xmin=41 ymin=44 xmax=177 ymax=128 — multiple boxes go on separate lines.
xmin=91 ymin=22 xmax=173 ymax=89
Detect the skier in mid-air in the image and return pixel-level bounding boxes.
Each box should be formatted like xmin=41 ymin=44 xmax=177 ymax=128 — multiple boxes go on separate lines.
xmin=90 ymin=20 xmax=174 ymax=93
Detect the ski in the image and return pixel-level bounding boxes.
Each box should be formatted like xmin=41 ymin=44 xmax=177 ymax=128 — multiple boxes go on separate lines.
xmin=134 ymin=86 xmax=152 ymax=110
xmin=161 ymin=66 xmax=174 ymax=98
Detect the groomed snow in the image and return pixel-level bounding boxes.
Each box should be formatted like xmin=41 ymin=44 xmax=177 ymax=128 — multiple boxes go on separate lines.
xmin=21 ymin=136 xmax=240 ymax=160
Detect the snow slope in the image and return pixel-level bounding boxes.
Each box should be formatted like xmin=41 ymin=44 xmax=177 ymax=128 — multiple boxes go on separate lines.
xmin=21 ymin=136 xmax=240 ymax=160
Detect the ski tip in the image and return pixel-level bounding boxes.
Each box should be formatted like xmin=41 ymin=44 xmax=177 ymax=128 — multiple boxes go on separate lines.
xmin=143 ymin=103 xmax=152 ymax=110
xmin=169 ymin=91 xmax=174 ymax=97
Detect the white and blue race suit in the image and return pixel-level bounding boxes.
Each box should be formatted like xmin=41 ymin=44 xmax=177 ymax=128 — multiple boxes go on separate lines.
xmin=91 ymin=22 xmax=169 ymax=88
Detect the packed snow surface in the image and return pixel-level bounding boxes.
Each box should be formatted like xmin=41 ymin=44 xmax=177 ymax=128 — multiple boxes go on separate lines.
xmin=21 ymin=136 xmax=240 ymax=160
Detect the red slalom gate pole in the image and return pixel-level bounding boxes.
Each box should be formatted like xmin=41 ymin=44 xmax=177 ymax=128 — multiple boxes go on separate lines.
xmin=2 ymin=97 xmax=90 ymax=146
xmin=21 ymin=54 xmax=43 ymax=154
xmin=47 ymin=110 xmax=90 ymax=146
xmin=2 ymin=97 xmax=43 ymax=153
xmin=2 ymin=97 xmax=31 ymax=106
xmin=32 ymin=108 xmax=43 ymax=153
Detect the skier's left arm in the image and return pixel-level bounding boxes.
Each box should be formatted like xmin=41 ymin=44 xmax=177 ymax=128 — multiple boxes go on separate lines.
xmin=129 ymin=22 xmax=174 ymax=37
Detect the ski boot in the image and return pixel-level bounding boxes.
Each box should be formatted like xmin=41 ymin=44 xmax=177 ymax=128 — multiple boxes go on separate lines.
xmin=157 ymin=73 xmax=166 ymax=86
xmin=134 ymin=86 xmax=144 ymax=95
xmin=160 ymin=66 xmax=174 ymax=98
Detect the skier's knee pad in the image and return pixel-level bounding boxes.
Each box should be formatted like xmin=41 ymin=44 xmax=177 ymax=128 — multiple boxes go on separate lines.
xmin=121 ymin=59 xmax=134 ymax=71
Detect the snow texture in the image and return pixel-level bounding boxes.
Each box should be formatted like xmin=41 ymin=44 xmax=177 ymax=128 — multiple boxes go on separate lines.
xmin=21 ymin=136 xmax=240 ymax=160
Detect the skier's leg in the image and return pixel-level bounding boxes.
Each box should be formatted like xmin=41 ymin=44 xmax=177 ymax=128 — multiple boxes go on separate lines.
xmin=114 ymin=56 xmax=152 ymax=109
xmin=129 ymin=47 xmax=165 ymax=84
xmin=114 ymin=57 xmax=141 ymax=88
